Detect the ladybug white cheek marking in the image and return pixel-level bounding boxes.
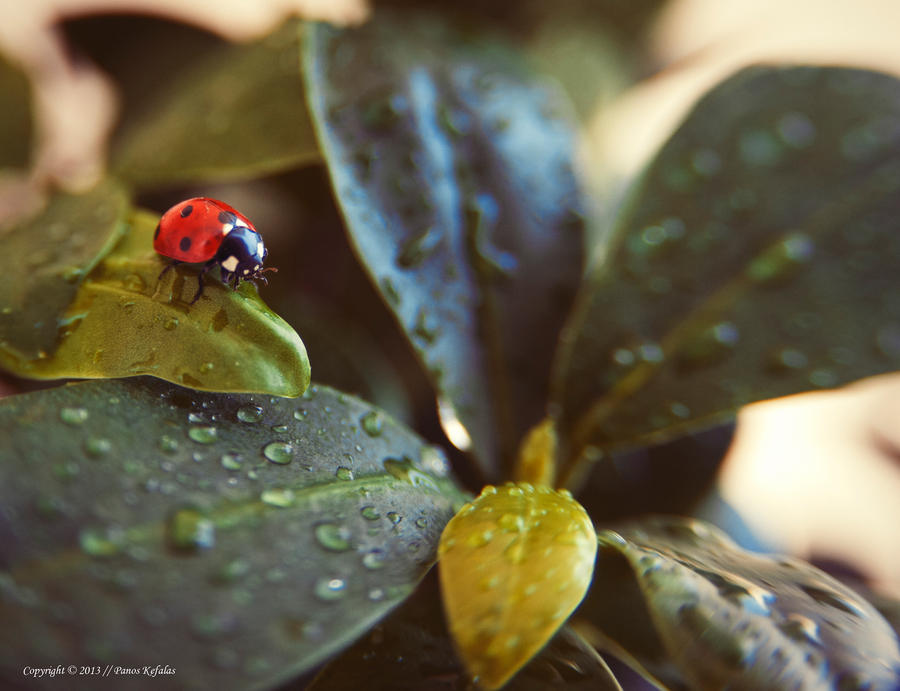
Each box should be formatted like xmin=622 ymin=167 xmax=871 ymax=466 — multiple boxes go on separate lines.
xmin=242 ymin=269 xmax=251 ymax=275
xmin=256 ymin=241 xmax=264 ymax=259
xmin=221 ymin=255 xmax=240 ymax=273
xmin=220 ymin=223 xmax=234 ymax=235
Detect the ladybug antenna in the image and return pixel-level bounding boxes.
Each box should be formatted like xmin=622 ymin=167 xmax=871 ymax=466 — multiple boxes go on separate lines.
xmin=261 ymin=266 xmax=278 ymax=274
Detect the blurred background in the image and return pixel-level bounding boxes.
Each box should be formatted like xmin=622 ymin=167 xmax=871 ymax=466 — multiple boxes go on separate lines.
xmin=1 ymin=0 xmax=898 ymax=602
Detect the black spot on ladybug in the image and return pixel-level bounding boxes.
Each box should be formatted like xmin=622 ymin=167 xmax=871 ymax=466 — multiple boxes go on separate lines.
xmin=218 ymin=211 xmax=237 ymax=225
xmin=179 ymin=236 xmax=192 ymax=252
xmin=180 ymin=204 xmax=194 ymax=218
xmin=154 ymin=223 xmax=161 ymax=240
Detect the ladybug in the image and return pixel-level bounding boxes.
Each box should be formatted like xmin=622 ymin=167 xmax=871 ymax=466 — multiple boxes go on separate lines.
xmin=154 ymin=197 xmax=276 ymax=304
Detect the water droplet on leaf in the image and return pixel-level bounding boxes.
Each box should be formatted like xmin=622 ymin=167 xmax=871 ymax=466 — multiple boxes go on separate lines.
xmin=263 ymin=442 xmax=293 ymax=465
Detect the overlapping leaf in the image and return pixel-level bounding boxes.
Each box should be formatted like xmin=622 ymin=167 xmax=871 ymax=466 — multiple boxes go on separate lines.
xmin=111 ymin=20 xmax=319 ymax=188
xmin=303 ymin=12 xmax=585 ymax=478
xmin=438 ymin=483 xmax=597 ymax=688
xmin=582 ymin=516 xmax=900 ymax=689
xmin=0 ymin=180 xmax=129 ymax=363
xmin=309 ymin=572 xmax=620 ymax=690
xmin=2 ymin=207 xmax=309 ymax=396
xmin=0 ymin=378 xmax=467 ymax=690
xmin=552 ymin=66 xmax=900 ymax=472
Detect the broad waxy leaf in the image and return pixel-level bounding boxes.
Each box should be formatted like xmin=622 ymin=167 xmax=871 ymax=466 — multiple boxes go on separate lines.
xmin=438 ymin=483 xmax=597 ymax=688
xmin=584 ymin=516 xmax=900 ymax=690
xmin=552 ymin=66 xmax=900 ymax=471
xmin=0 ymin=51 xmax=33 ymax=170
xmin=0 ymin=180 xmax=129 ymax=363
xmin=310 ymin=571 xmax=621 ymax=690
xmin=304 ymin=12 xmax=585 ymax=478
xmin=0 ymin=378 xmax=468 ymax=690
xmin=111 ymin=20 xmax=319 ymax=188
xmin=5 ymin=208 xmax=309 ymax=396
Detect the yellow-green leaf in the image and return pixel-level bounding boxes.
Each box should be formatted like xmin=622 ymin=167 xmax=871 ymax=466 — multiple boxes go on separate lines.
xmin=4 ymin=208 xmax=310 ymax=396
xmin=438 ymin=483 xmax=597 ymax=688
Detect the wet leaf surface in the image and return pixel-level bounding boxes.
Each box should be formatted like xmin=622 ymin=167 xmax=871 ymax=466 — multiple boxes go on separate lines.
xmin=0 ymin=180 xmax=129 ymax=362
xmin=552 ymin=66 xmax=900 ymax=470
xmin=0 ymin=378 xmax=468 ymax=690
xmin=304 ymin=12 xmax=585 ymax=478
xmin=308 ymin=570 xmax=620 ymax=690
xmin=5 ymin=208 xmax=309 ymax=397
xmin=583 ymin=516 xmax=900 ymax=690
xmin=111 ymin=20 xmax=319 ymax=188
xmin=0 ymin=51 xmax=33 ymax=170
xmin=438 ymin=483 xmax=597 ymax=688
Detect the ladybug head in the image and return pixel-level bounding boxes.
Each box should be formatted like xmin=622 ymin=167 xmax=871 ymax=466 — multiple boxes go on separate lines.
xmin=214 ymin=226 xmax=277 ymax=290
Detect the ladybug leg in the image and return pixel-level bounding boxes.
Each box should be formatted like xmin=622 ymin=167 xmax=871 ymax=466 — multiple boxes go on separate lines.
xmin=157 ymin=259 xmax=182 ymax=280
xmin=189 ymin=261 xmax=216 ymax=305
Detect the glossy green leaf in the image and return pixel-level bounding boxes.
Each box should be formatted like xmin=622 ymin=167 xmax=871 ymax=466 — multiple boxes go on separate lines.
xmin=111 ymin=20 xmax=319 ymax=188
xmin=584 ymin=516 xmax=900 ymax=689
xmin=438 ymin=483 xmax=597 ymax=688
xmin=4 ymin=208 xmax=309 ymax=396
xmin=0 ymin=51 xmax=32 ymax=169
xmin=304 ymin=12 xmax=585 ymax=478
xmin=552 ymin=66 xmax=900 ymax=472
xmin=0 ymin=180 xmax=129 ymax=362
xmin=309 ymin=571 xmax=621 ymax=690
xmin=0 ymin=378 xmax=468 ymax=690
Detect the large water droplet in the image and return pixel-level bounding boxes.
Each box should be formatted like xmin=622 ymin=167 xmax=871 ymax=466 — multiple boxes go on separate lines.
xmin=60 ymin=407 xmax=89 ymax=425
xmin=237 ymin=406 xmax=263 ymax=423
xmin=188 ymin=426 xmax=218 ymax=444
xmin=263 ymin=442 xmax=293 ymax=465
xmin=335 ymin=466 xmax=354 ymax=480
xmin=159 ymin=435 xmax=178 ymax=454
xmin=382 ymin=456 xmax=439 ymax=490
xmin=498 ymin=513 xmax=524 ymax=533
xmin=168 ymin=509 xmax=215 ymax=551
xmin=220 ymin=453 xmax=242 ymax=470
xmin=314 ymin=523 xmax=351 ymax=552
xmin=260 ymin=488 xmax=295 ymax=508
xmin=84 ymin=437 xmax=112 ymax=458
xmin=314 ymin=577 xmax=347 ymax=601
xmin=360 ymin=410 xmax=384 ymax=437
xmin=360 ymin=505 xmax=380 ymax=521
xmin=79 ymin=526 xmax=125 ymax=557
xmin=362 ymin=549 xmax=386 ymax=570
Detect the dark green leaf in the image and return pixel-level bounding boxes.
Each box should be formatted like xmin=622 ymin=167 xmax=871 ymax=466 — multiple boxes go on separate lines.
xmin=573 ymin=421 xmax=734 ymax=521
xmin=584 ymin=516 xmax=900 ymax=689
xmin=111 ymin=20 xmax=319 ymax=188
xmin=0 ymin=378 xmax=467 ymax=690
xmin=309 ymin=571 xmax=621 ymax=690
xmin=552 ymin=66 xmax=900 ymax=471
xmin=303 ymin=12 xmax=585 ymax=478
xmin=0 ymin=51 xmax=32 ymax=169
xmin=0 ymin=180 xmax=129 ymax=362
xmin=2 ymin=208 xmax=310 ymax=396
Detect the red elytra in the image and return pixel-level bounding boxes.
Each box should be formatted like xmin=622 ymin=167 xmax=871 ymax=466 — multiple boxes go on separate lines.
xmin=153 ymin=197 xmax=255 ymax=263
